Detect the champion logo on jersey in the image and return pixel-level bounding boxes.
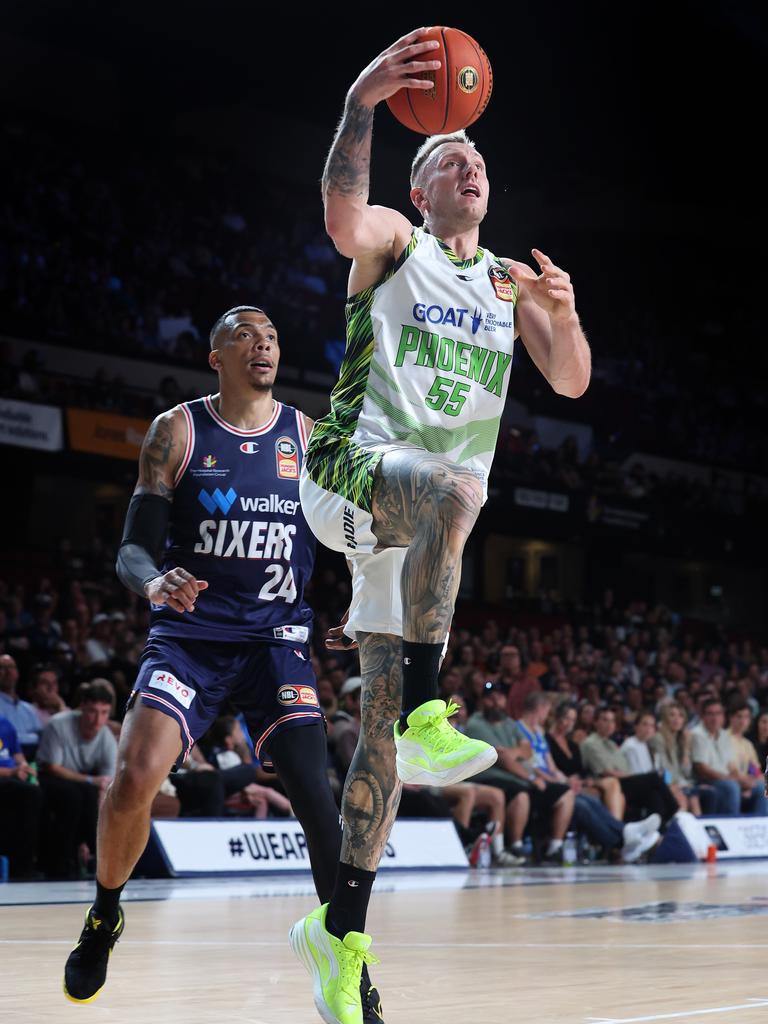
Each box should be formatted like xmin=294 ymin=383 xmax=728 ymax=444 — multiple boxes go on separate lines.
xmin=240 ymin=441 xmax=260 ymax=455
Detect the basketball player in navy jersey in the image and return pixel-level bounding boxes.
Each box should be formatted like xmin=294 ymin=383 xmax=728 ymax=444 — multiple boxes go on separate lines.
xmin=63 ymin=306 xmax=384 ymax=1023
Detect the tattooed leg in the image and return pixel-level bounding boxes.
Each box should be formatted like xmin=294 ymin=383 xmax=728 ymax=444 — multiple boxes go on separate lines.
xmin=371 ymin=450 xmax=483 ymax=645
xmin=340 ymin=632 xmax=402 ymax=870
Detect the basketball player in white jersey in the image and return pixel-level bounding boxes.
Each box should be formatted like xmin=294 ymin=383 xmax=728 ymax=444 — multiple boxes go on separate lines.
xmin=291 ymin=27 xmax=591 ymax=1024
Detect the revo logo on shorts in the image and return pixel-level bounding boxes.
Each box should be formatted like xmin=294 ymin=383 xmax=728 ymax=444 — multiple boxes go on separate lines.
xmin=149 ymin=670 xmax=196 ymax=709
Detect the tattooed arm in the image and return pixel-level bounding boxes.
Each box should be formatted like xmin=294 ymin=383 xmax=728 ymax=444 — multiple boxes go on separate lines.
xmin=134 ymin=408 xmax=184 ymax=501
xmin=323 ymin=27 xmax=439 ymax=274
xmin=341 ymin=632 xmax=403 ymax=870
xmin=116 ymin=408 xmax=208 ymax=611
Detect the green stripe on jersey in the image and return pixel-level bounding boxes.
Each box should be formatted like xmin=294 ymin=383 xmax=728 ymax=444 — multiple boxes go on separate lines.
xmin=304 ymin=232 xmax=420 ymax=509
xmin=366 ymin=365 xmax=502 ymax=464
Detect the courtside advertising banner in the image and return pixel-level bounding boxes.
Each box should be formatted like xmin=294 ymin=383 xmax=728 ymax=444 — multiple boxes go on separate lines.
xmin=0 ymin=398 xmax=63 ymax=451
xmin=67 ymin=408 xmax=150 ymax=459
xmin=152 ymin=818 xmax=468 ymax=876
xmin=693 ymin=816 xmax=768 ymax=860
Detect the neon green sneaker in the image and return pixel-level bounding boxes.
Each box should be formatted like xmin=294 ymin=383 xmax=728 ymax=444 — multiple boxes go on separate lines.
xmin=289 ymin=903 xmax=379 ymax=1024
xmin=394 ymin=699 xmax=497 ymax=786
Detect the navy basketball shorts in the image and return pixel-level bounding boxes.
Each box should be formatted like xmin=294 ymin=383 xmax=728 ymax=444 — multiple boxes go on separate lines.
xmin=128 ymin=634 xmax=324 ymax=770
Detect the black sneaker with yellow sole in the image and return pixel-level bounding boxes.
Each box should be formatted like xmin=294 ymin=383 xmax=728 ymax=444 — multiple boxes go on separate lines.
xmin=64 ymin=906 xmax=124 ymax=1003
xmin=362 ymin=980 xmax=385 ymax=1023
xmin=361 ymin=962 xmax=385 ymax=1022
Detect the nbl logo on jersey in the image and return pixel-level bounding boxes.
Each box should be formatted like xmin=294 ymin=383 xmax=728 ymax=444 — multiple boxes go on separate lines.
xmin=489 ymin=265 xmax=515 ymax=302
xmin=276 ymin=437 xmax=299 ymax=479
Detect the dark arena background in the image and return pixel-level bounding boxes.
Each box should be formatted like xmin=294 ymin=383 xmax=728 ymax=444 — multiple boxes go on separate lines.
xmin=1 ymin=4 xmax=766 ymax=1023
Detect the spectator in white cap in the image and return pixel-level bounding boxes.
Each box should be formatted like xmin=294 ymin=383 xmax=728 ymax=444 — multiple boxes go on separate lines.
xmin=84 ymin=615 xmax=114 ymax=668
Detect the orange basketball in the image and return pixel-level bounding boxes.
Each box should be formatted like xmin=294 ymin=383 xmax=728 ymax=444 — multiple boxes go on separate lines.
xmin=386 ymin=26 xmax=492 ymax=135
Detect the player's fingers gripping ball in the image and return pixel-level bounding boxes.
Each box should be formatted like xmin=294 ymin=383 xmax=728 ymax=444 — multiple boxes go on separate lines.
xmin=387 ymin=26 xmax=492 ymax=134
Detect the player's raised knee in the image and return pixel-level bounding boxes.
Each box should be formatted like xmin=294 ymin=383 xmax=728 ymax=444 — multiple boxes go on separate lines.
xmin=428 ymin=464 xmax=482 ymax=532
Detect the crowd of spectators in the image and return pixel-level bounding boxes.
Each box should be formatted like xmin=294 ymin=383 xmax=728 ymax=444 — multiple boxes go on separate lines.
xmin=4 ymin=342 xmax=766 ymax=533
xmin=1 ymin=120 xmax=347 ymax=378
xmin=1 ymin=343 xmax=196 ymax=420
xmin=2 ymin=540 xmax=768 ymax=878
xmin=3 ymin=116 xmax=768 ymax=476
xmin=494 ymin=427 xmax=768 ymax=523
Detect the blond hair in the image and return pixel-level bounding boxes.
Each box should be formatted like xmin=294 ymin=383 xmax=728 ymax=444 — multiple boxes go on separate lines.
xmin=657 ymin=700 xmax=692 ymax=769
xmin=410 ymin=130 xmax=477 ymax=187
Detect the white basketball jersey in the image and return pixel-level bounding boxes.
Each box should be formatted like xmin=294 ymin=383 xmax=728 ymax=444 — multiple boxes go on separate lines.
xmin=349 ymin=227 xmax=517 ymax=497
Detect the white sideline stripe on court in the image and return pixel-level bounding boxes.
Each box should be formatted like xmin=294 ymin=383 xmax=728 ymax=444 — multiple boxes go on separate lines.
xmin=7 ymin=939 xmax=768 ymax=952
xmin=585 ymin=999 xmax=768 ymax=1023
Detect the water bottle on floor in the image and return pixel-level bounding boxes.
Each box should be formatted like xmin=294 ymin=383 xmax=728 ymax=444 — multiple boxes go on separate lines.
xmin=563 ymin=832 xmax=578 ymax=867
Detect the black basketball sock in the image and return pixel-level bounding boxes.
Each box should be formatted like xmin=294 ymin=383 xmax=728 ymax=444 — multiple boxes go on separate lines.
xmin=93 ymin=880 xmax=125 ymax=928
xmin=399 ymin=640 xmax=444 ymax=732
xmin=325 ymin=862 xmax=376 ymax=939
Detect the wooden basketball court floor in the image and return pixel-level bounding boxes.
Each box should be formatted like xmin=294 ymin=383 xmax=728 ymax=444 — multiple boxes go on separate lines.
xmin=4 ymin=861 xmax=768 ymax=1024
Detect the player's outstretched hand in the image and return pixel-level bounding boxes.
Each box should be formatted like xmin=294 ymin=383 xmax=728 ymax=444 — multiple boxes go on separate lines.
xmin=501 ymin=249 xmax=576 ymax=322
xmin=325 ymin=608 xmax=358 ymax=650
xmin=145 ymin=568 xmax=208 ymax=613
xmin=349 ymin=27 xmax=441 ymax=108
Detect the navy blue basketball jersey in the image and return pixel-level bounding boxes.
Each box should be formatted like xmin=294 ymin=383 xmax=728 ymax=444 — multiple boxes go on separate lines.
xmin=150 ymin=396 xmax=315 ymax=643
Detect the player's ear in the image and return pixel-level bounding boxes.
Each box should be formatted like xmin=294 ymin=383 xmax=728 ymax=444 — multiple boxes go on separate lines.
xmin=208 ymin=349 xmax=221 ymax=371
xmin=410 ymin=186 xmax=428 ymax=216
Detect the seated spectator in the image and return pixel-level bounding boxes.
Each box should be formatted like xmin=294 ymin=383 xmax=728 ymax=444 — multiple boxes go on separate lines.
xmin=28 ymin=663 xmax=68 ymax=729
xmin=445 ymin=781 xmax=527 ymax=866
xmin=27 ymin=593 xmax=62 ymax=658
xmin=526 ymin=640 xmax=548 ymax=681
xmin=572 ymin=700 xmax=595 ymax=746
xmin=466 ymin=683 xmax=574 ymax=862
xmin=547 ymin=701 xmax=626 ymax=819
xmin=200 ymin=715 xmax=290 ymax=818
xmin=496 ymin=646 xmax=541 ymax=719
xmin=0 ymin=715 xmax=43 ymax=878
xmin=517 ymin=693 xmax=659 ymax=863
xmin=747 ymin=709 xmax=768 ymax=772
xmin=623 ymin=684 xmax=645 ymax=729
xmin=687 ymin=687 xmax=718 ymax=730
xmin=440 ymin=690 xmax=526 ymax=864
xmin=316 ymin=678 xmax=339 ymax=721
xmin=650 ymin=701 xmax=703 ymax=815
xmin=727 ymin=700 xmax=763 ymax=779
xmin=84 ymin=614 xmax=114 ymax=668
xmin=37 ymin=679 xmax=118 ymax=878
xmin=0 ymin=653 xmax=42 ymax=756
xmin=580 ymin=707 xmax=678 ymax=824
xmin=330 ymin=676 xmax=361 ymax=780
xmin=620 ymin=712 xmax=658 ymax=774
xmin=691 ymin=698 xmax=767 ymax=815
